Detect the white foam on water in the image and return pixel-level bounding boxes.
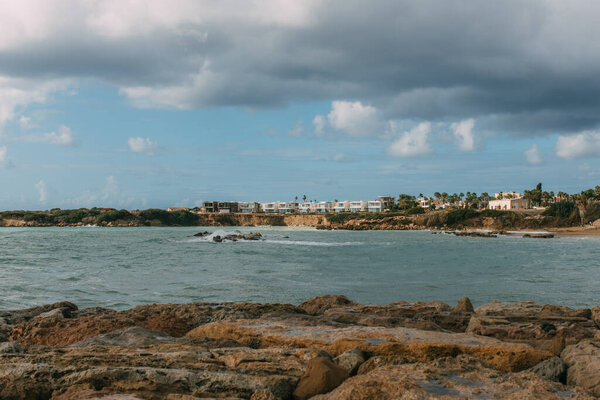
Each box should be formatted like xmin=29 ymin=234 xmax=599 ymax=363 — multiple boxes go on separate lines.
xmin=262 ymin=239 xmax=362 ymax=246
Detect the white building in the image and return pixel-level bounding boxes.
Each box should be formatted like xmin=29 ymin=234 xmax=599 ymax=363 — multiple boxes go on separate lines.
xmin=261 ymin=202 xmax=278 ymax=213
xmin=349 ymin=201 xmax=368 ymax=212
xmin=298 ymin=203 xmax=313 ymax=213
xmin=315 ymin=201 xmax=334 ymax=213
xmin=488 ymin=198 xmax=530 ymax=210
xmin=367 ymin=200 xmax=384 ymax=212
xmin=417 ymin=197 xmax=430 ymax=208
xmin=333 ymin=201 xmax=350 ymax=213
xmin=277 ymin=201 xmax=298 ymax=214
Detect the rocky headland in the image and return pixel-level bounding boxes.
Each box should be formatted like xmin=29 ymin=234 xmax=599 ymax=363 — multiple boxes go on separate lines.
xmin=1 ymin=296 xmax=600 ymax=399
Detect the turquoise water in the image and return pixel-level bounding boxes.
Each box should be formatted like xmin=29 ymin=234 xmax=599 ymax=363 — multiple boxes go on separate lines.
xmin=0 ymin=227 xmax=598 ymax=310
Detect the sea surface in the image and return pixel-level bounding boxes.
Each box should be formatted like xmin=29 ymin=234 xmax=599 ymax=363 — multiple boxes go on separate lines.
xmin=0 ymin=227 xmax=598 ymax=310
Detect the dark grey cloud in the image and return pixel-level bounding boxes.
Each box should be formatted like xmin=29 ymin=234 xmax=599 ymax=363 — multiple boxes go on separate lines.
xmin=1 ymin=0 xmax=600 ymax=135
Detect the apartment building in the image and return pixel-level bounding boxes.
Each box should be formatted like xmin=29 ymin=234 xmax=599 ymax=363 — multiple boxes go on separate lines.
xmin=367 ymin=200 xmax=384 ymax=212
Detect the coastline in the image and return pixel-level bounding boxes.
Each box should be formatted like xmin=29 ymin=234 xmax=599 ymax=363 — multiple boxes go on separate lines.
xmin=1 ymin=295 xmax=599 ymax=398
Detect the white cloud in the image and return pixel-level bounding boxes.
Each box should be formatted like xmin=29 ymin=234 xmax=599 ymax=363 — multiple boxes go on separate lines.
xmin=0 ymin=145 xmax=7 ymax=168
xmin=287 ymin=121 xmax=303 ymax=137
xmin=128 ymin=137 xmax=159 ymax=155
xmin=18 ymin=115 xmax=32 ymax=129
xmin=332 ymin=153 xmax=345 ymax=162
xmin=387 ymin=122 xmax=432 ymax=157
xmin=525 ymin=143 xmax=542 ymax=165
xmin=313 ymin=114 xmax=326 ymax=136
xmin=451 ymin=118 xmax=475 ymax=151
xmin=35 ymin=180 xmax=47 ymax=204
xmin=556 ymin=130 xmax=600 ymax=159
xmin=327 ymin=101 xmax=379 ymax=137
xmin=43 ymin=125 xmax=76 ymax=146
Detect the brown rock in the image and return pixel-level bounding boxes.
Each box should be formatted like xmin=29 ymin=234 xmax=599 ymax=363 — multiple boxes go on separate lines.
xmin=298 ymin=295 xmax=355 ymax=315
xmin=561 ymin=340 xmax=600 ymax=396
xmin=454 ymin=297 xmax=474 ymax=313
xmin=250 ymin=389 xmax=280 ymax=400
xmin=333 ymin=347 xmax=365 ymax=375
xmin=311 ymin=355 xmax=594 ymax=399
xmin=592 ymin=306 xmax=600 ymax=327
xmin=293 ymin=357 xmax=349 ymax=400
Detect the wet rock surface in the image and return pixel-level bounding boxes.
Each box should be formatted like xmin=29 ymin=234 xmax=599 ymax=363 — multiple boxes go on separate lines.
xmin=0 ymin=296 xmax=598 ymax=399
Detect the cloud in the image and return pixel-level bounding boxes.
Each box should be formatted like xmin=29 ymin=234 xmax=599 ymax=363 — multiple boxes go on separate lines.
xmin=327 ymin=101 xmax=379 ymax=137
xmin=128 ymin=137 xmax=158 ymax=155
xmin=42 ymin=125 xmax=76 ymax=146
xmin=2 ymin=2 xmax=600 ymax=137
xmin=525 ymin=143 xmax=543 ymax=165
xmin=451 ymin=119 xmax=475 ymax=151
xmin=313 ymin=115 xmax=326 ymax=136
xmin=35 ymin=180 xmax=47 ymax=204
xmin=0 ymin=145 xmax=7 ymax=168
xmin=556 ymin=130 xmax=600 ymax=159
xmin=287 ymin=121 xmax=303 ymax=137
xmin=387 ymin=122 xmax=432 ymax=157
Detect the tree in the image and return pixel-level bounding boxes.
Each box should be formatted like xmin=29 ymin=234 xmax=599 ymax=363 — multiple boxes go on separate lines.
xmin=441 ymin=192 xmax=448 ymax=203
xmin=397 ymin=194 xmax=416 ymax=210
xmin=302 ymin=195 xmax=307 ymax=203
xmin=524 ymin=183 xmax=543 ymax=207
xmin=434 ymin=192 xmax=441 ymax=200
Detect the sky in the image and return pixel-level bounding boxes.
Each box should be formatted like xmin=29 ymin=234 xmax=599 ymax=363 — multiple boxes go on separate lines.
xmin=1 ymin=1 xmax=600 ymax=210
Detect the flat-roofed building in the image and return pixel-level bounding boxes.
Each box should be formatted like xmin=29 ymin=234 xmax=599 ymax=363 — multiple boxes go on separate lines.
xmin=378 ymin=196 xmax=396 ymax=210
xmin=367 ymin=200 xmax=384 ymax=212
xmin=261 ymin=202 xmax=278 ymax=213
xmin=333 ymin=200 xmax=350 ymax=213
xmin=238 ymin=202 xmax=260 ymax=213
xmin=349 ymin=200 xmax=367 ymax=212
xmin=277 ymin=201 xmax=299 ymax=214
xmin=488 ymin=198 xmax=530 ymax=210
xmin=315 ymin=201 xmax=334 ymax=213
xmin=203 ymin=201 xmax=239 ymax=213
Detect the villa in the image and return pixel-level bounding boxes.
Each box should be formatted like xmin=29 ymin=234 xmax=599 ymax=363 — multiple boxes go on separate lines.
xmin=238 ymin=202 xmax=260 ymax=213
xmin=349 ymin=200 xmax=368 ymax=212
xmin=277 ymin=201 xmax=299 ymax=214
xmin=488 ymin=198 xmax=530 ymax=210
xmin=333 ymin=201 xmax=350 ymax=213
xmin=315 ymin=201 xmax=334 ymax=213
xmin=367 ymin=200 xmax=384 ymax=212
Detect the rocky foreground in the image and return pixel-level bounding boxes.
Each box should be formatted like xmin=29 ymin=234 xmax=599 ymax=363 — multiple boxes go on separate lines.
xmin=1 ymin=296 xmax=600 ymax=399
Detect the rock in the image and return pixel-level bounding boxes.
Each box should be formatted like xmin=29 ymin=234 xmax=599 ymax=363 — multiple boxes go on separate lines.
xmin=250 ymin=389 xmax=280 ymax=400
xmin=592 ymin=306 xmax=600 ymax=327
xmin=35 ymin=307 xmax=67 ymax=320
xmin=193 ymin=231 xmax=211 ymax=237
xmin=293 ymin=357 xmax=349 ymax=400
xmin=70 ymin=326 xmax=175 ymax=347
xmin=0 ymin=342 xmax=22 ymax=354
xmin=561 ymin=340 xmax=600 ymax=396
xmin=298 ymin=295 xmax=355 ymax=315
xmin=523 ymin=233 xmax=554 ymax=238
xmin=187 ymin=319 xmax=552 ymax=372
xmin=0 ymin=301 xmax=78 ymax=325
xmin=333 ymin=347 xmax=365 ymax=375
xmin=528 ymin=356 xmax=567 ymax=382
xmin=454 ymin=297 xmax=474 ymax=313
xmin=311 ymin=355 xmax=593 ymax=400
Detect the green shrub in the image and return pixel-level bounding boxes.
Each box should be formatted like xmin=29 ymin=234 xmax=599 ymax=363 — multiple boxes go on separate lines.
xmin=542 ymin=201 xmax=576 ymax=218
xmin=138 ymin=209 xmax=198 ymax=225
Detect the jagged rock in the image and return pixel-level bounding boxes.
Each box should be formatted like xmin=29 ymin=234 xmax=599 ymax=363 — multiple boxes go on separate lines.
xmin=592 ymin=306 xmax=600 ymax=327
xmin=0 ymin=342 xmax=22 ymax=354
xmin=0 ymin=301 xmax=77 ymax=325
xmin=528 ymin=356 xmax=567 ymax=382
xmin=311 ymin=355 xmax=594 ymax=399
xmin=298 ymin=295 xmax=355 ymax=315
xmin=562 ymin=340 xmax=600 ymax=396
xmin=193 ymin=231 xmax=211 ymax=237
xmin=35 ymin=307 xmax=67 ymax=320
xmin=454 ymin=297 xmax=474 ymax=313
xmin=293 ymin=357 xmax=349 ymax=400
xmin=71 ymin=326 xmax=175 ymax=347
xmin=333 ymin=347 xmax=365 ymax=375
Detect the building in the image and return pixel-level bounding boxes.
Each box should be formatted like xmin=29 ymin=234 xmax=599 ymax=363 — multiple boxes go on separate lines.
xmin=378 ymin=196 xmax=396 ymax=211
xmin=315 ymin=201 xmax=334 ymax=213
xmin=367 ymin=200 xmax=384 ymax=212
xmin=333 ymin=201 xmax=350 ymax=213
xmin=488 ymin=198 xmax=530 ymax=210
xmin=494 ymin=192 xmax=522 ymax=199
xmin=417 ymin=197 xmax=430 ymax=208
xmin=298 ymin=203 xmax=313 ymax=213
xmin=277 ymin=201 xmax=299 ymax=214
xmin=238 ymin=202 xmax=260 ymax=213
xmin=203 ymin=201 xmax=239 ymax=213
xmin=260 ymin=202 xmax=279 ymax=213
xmin=349 ymin=200 xmax=367 ymax=212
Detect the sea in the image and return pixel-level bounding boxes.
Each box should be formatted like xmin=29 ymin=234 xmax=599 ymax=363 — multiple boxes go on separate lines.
xmin=0 ymin=226 xmax=598 ymax=310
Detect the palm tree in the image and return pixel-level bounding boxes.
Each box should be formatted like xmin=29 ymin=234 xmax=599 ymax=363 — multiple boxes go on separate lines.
xmin=302 ymin=195 xmax=307 ymax=203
